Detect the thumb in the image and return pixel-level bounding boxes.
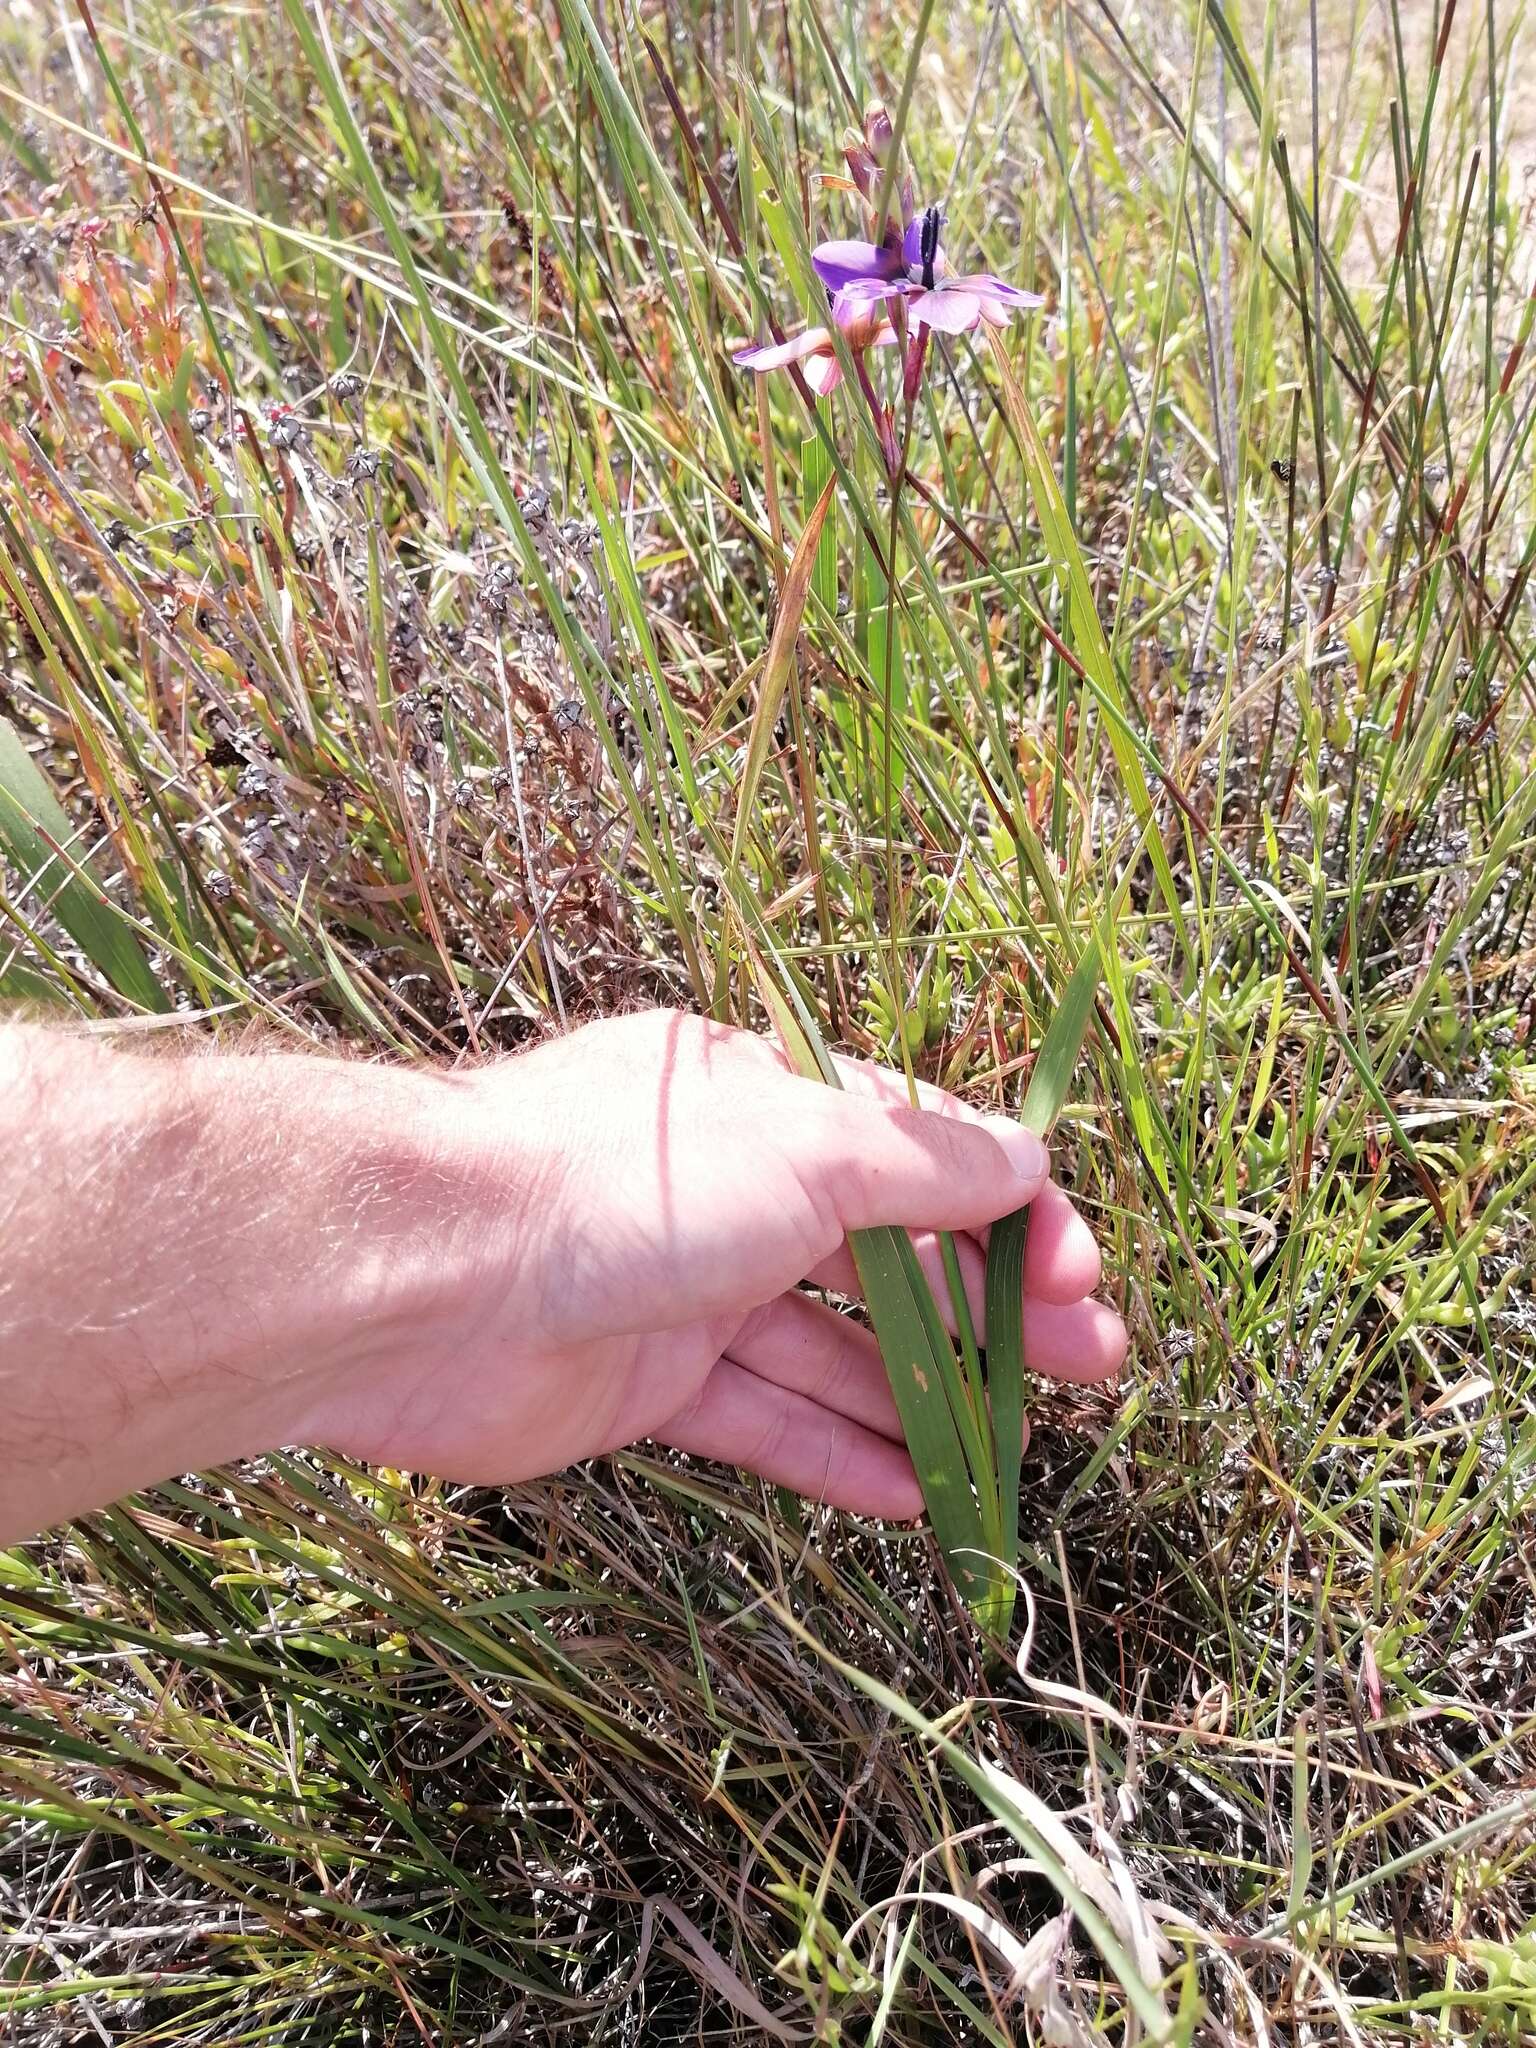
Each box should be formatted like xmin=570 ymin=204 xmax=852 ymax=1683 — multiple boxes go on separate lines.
xmin=785 ymin=1084 xmax=1051 ymax=1239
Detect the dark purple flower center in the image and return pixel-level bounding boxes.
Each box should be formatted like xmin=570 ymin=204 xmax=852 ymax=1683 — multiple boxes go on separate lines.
xmin=914 ymin=206 xmax=943 ymax=290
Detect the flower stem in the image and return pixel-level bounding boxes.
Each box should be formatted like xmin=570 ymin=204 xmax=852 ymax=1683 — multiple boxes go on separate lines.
xmin=881 ymin=466 xmax=913 ymax=1100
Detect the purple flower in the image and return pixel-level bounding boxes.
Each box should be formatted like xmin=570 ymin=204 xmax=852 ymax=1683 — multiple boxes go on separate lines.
xmin=734 ymin=297 xmax=896 ymax=396
xmin=807 ymin=237 xmax=906 ymax=296
xmin=812 ymin=205 xmax=1043 ymax=337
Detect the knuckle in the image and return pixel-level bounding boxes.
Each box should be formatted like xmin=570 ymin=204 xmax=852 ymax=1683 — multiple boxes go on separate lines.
xmin=890 ymin=1103 xmax=978 ymax=1176
xmin=734 ymin=1299 xmax=776 ymax=1352
xmin=661 ymin=1382 xmax=707 ymax=1440
xmin=817 ymin=1142 xmax=873 ymax=1227
xmin=749 ymin=1402 xmax=791 ymax=1475
xmin=812 ymin=1317 xmax=861 ymax=1408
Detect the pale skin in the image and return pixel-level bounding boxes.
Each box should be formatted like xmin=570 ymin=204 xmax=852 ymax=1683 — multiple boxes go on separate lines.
xmin=0 ymin=1009 xmax=1125 ymax=1547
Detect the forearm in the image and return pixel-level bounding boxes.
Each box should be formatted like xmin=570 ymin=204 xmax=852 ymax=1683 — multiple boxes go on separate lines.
xmin=0 ymin=1024 xmax=499 ymax=1542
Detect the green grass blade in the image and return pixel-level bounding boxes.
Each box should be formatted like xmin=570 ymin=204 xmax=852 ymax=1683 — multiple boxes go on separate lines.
xmin=983 ymin=938 xmax=1102 ymax=1637
xmin=986 ymin=331 xmax=1190 ymax=963
xmin=732 ymin=473 xmax=836 ymax=863
xmin=801 ymin=436 xmax=839 ymax=616
xmin=1019 ymin=938 xmax=1104 ymax=1140
xmin=848 ymin=1228 xmax=992 ymax=1606
xmin=0 ymin=715 xmax=166 ymax=1013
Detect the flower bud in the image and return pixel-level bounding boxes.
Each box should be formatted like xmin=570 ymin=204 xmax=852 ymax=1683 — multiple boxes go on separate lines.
xmin=861 ymin=104 xmax=915 ymax=227
xmin=903 ymin=325 xmax=929 ymax=407
xmin=842 ymin=129 xmax=877 ymax=199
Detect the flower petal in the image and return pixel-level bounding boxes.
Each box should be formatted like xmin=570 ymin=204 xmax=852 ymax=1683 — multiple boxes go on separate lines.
xmin=811 ymin=238 xmax=904 ymax=292
xmin=803 ymin=353 xmax=844 ymax=396
xmin=733 ymin=327 xmax=832 ymax=372
xmin=911 ymin=287 xmax=983 ymax=334
xmin=834 ymin=276 xmax=905 ymax=304
xmin=833 ymin=278 xmax=908 ymax=329
xmin=946 ymin=273 xmax=1046 ymax=309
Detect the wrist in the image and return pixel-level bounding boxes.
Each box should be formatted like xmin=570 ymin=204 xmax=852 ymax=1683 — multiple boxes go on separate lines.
xmin=177 ymin=1047 xmax=515 ymax=1392
xmin=269 ymin=1049 xmax=548 ymax=1449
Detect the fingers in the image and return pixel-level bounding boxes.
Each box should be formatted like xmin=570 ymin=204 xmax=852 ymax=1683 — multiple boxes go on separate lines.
xmin=653 ymin=1282 xmax=1117 ymax=1519
xmin=725 ymin=1292 xmax=903 ymax=1441
xmin=656 ymin=1358 xmax=924 ymax=1519
xmin=810 ymin=1181 xmax=1103 ymax=1323
xmin=787 ymin=1087 xmax=1050 ymax=1240
xmin=780 ymin=1056 xmax=1105 ymax=1297
xmin=1020 ymin=1296 xmax=1127 ymax=1382
xmin=809 ymin=1228 xmax=984 ymax=1328
xmin=722 ymin=1280 xmax=1120 ymax=1414
xmin=824 ymin=1058 xmax=1101 ymax=1297
xmin=654 ymin=1259 xmax=1119 ymax=1520
xmin=806 ymin=1234 xmax=1125 ymax=1382
xmin=787 ymin=1071 xmax=1124 ymax=1384
xmin=826 ymin=1054 xmax=986 ymax=1123
xmin=1013 ymin=1181 xmax=1103 ymax=1302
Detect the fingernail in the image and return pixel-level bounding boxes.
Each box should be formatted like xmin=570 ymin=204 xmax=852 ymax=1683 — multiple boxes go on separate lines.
xmin=984 ymin=1116 xmax=1049 ymax=1190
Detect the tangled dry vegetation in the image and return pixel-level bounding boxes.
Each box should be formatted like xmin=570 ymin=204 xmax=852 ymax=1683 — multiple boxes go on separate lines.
xmin=2 ymin=0 xmax=1536 ymax=2041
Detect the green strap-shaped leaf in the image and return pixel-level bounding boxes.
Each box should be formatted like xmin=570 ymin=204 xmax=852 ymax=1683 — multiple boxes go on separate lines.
xmin=750 ymin=957 xmax=991 ymax=1605
xmin=848 ymin=1226 xmax=990 ymax=1601
xmin=982 ymin=1203 xmax=1029 ymax=1638
xmin=1018 ymin=938 xmax=1104 ymax=1140
xmin=984 ymin=938 xmax=1102 ymax=1636
xmin=0 ymin=716 xmax=166 ymax=1012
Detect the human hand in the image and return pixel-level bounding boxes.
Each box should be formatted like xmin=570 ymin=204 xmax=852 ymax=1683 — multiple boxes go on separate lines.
xmin=302 ymin=1009 xmax=1126 ymax=1518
